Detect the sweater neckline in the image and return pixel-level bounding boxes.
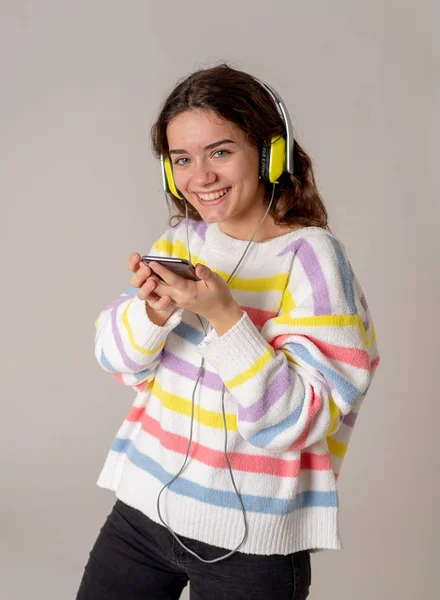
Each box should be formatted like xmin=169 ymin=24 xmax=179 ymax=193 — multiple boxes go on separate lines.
xmin=205 ymin=222 xmax=324 ymax=260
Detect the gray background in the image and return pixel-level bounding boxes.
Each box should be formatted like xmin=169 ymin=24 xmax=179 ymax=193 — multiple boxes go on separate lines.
xmin=1 ymin=1 xmax=438 ymax=598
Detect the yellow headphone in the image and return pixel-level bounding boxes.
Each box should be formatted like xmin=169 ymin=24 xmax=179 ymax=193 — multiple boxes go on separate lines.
xmin=160 ymin=78 xmax=294 ymax=201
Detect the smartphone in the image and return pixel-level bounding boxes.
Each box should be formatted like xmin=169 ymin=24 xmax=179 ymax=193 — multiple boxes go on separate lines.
xmin=140 ymin=255 xmax=200 ymax=281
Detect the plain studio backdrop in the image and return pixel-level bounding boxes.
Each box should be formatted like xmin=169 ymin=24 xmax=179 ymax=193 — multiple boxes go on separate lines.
xmin=1 ymin=1 xmax=438 ymax=598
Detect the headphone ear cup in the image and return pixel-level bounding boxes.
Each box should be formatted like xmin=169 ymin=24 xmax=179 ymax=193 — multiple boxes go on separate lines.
xmin=259 ymin=146 xmax=270 ymax=183
xmin=163 ymin=156 xmax=184 ymax=200
xmin=268 ymin=136 xmax=286 ymax=183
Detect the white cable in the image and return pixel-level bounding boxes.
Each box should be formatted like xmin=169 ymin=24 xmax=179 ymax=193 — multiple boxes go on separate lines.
xmin=157 ymin=184 xmax=276 ymax=562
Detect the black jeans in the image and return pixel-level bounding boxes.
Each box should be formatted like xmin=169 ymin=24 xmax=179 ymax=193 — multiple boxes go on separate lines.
xmin=76 ymin=500 xmax=311 ymax=600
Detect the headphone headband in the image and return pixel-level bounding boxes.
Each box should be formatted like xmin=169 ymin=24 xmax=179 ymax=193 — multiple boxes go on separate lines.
xmin=252 ymin=78 xmax=294 ymax=176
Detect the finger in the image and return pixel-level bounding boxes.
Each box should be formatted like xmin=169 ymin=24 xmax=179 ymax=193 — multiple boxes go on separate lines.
xmin=151 ymin=279 xmax=177 ymax=301
xmin=130 ymin=264 xmax=154 ymax=288
xmin=152 ymin=294 xmax=173 ymax=311
xmin=195 ymin=263 xmax=212 ymax=281
xmin=139 ymin=277 xmax=174 ymax=303
xmin=137 ymin=276 xmax=159 ymax=299
xmin=138 ymin=287 xmax=175 ymax=312
xmin=127 ymin=252 xmax=141 ymax=272
xmin=138 ymin=261 xmax=152 ymax=278
xmin=148 ymin=261 xmax=186 ymax=290
xmin=138 ymin=276 xmax=176 ymax=309
xmin=135 ymin=262 xmax=153 ymax=281
xmin=137 ymin=279 xmax=160 ymax=301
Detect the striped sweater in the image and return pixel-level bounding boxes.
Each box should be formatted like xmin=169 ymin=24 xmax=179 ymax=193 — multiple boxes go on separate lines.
xmin=95 ymin=220 xmax=380 ymax=555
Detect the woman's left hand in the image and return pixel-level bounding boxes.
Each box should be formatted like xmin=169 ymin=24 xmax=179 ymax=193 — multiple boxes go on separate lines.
xmin=147 ymin=261 xmax=243 ymax=330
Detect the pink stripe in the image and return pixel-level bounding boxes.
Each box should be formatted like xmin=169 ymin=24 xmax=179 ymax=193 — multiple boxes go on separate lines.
xmin=271 ymin=334 xmax=371 ymax=370
xmin=112 ymin=374 xmax=152 ymax=391
xmin=135 ymin=379 xmax=152 ymax=392
xmin=127 ymin=406 xmax=145 ymax=421
xmin=242 ymin=306 xmax=277 ymax=328
xmin=124 ymin=408 xmax=332 ymax=476
xmin=371 ymin=356 xmax=380 ymax=371
xmin=288 ymin=387 xmax=322 ymax=451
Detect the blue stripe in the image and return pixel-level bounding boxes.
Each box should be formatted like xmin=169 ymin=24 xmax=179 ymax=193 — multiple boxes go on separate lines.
xmin=100 ymin=350 xmax=152 ymax=381
xmin=122 ymin=285 xmax=137 ymax=296
xmin=112 ymin=437 xmax=132 ymax=452
xmin=100 ymin=349 xmax=118 ymax=373
xmin=326 ymin=235 xmax=356 ymax=313
xmin=131 ymin=368 xmax=154 ymax=381
xmin=247 ymin=402 xmax=303 ymax=448
xmin=285 ymin=342 xmax=361 ymax=405
xmin=110 ymin=439 xmax=339 ymax=513
xmin=172 ymin=321 xmax=205 ymax=345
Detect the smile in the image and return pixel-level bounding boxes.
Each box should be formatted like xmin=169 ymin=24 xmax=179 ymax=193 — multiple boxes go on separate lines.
xmin=196 ymin=187 xmax=231 ymax=202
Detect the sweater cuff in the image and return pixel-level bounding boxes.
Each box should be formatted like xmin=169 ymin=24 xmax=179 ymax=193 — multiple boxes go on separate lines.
xmin=127 ymin=295 xmax=184 ymax=348
xmin=197 ymin=311 xmax=272 ymax=381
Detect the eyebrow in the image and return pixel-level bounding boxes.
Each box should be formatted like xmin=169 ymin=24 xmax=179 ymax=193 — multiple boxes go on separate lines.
xmin=168 ymin=139 xmax=236 ymax=155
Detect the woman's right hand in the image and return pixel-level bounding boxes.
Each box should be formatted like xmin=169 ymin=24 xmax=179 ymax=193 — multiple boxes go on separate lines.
xmin=127 ymin=253 xmax=176 ymax=322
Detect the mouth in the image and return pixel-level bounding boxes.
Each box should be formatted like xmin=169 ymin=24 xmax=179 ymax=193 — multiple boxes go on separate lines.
xmin=194 ymin=187 xmax=231 ymax=206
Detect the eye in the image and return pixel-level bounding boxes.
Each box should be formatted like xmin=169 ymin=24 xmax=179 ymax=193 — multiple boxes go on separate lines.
xmin=213 ymin=150 xmax=230 ymax=158
xmin=174 ymin=157 xmax=190 ymax=166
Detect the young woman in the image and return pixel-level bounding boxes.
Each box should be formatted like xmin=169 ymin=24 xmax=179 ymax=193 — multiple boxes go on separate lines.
xmin=77 ymin=64 xmax=380 ymax=600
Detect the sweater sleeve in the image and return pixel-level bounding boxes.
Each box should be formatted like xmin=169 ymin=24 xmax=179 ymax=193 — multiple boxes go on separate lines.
xmin=94 ymin=228 xmax=184 ymax=390
xmin=197 ymin=232 xmax=380 ymax=453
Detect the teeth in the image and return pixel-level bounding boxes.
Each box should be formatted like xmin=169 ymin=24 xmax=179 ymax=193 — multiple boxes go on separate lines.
xmin=198 ymin=188 xmax=230 ymax=201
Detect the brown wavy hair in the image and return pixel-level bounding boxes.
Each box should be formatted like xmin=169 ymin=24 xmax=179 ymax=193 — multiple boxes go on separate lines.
xmin=151 ymin=64 xmax=329 ymax=230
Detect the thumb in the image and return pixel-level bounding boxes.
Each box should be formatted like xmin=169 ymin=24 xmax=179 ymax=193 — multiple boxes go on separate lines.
xmin=195 ymin=263 xmax=212 ymax=281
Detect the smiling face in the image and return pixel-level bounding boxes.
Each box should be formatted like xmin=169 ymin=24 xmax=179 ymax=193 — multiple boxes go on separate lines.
xmin=166 ymin=109 xmax=268 ymax=238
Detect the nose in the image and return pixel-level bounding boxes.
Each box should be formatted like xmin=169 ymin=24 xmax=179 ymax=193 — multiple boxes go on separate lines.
xmin=191 ymin=159 xmax=217 ymax=188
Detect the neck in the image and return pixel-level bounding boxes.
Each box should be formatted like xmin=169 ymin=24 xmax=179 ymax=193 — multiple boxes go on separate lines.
xmin=218 ymin=217 xmax=273 ymax=242
xmin=217 ymin=187 xmax=274 ymax=241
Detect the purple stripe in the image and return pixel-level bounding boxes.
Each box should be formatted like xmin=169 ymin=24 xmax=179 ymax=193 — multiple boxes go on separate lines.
xmin=278 ymin=238 xmax=302 ymax=257
xmin=111 ymin=305 xmax=146 ymax=372
xmin=297 ymin=240 xmax=332 ymax=314
xmin=175 ymin=218 xmax=207 ymax=241
xmin=360 ymin=295 xmax=369 ymax=311
xmin=341 ymin=412 xmax=357 ymax=428
xmin=103 ymin=295 xmax=133 ymax=312
xmin=191 ymin=219 xmax=207 ymax=240
xmin=238 ymin=362 xmax=293 ymax=423
xmin=278 ymin=239 xmax=331 ymax=314
xmin=162 ymin=350 xmax=223 ymax=390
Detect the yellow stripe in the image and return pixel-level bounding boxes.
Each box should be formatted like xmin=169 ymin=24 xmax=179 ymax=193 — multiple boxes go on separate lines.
xmin=153 ymin=239 xmax=206 ymax=266
xmin=226 ymin=348 xmax=273 ymax=389
xmin=279 ymin=348 xmax=301 ymax=368
xmin=153 ymin=239 xmax=288 ymax=292
xmin=367 ymin=326 xmax=377 ymax=350
xmin=274 ymin=313 xmax=359 ymax=328
xmin=325 ymin=398 xmax=340 ymax=437
xmin=327 ymin=436 xmax=347 ymax=458
xmin=152 ymin=381 xmax=237 ymax=430
xmin=94 ymin=314 xmax=101 ymax=328
xmin=152 ymin=239 xmax=173 ymax=256
xmin=121 ymin=299 xmax=165 ymax=355
xmin=274 ymin=313 xmax=371 ymax=346
xmin=280 ymin=288 xmax=296 ymax=312
xmin=228 ymin=274 xmax=287 ymax=292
